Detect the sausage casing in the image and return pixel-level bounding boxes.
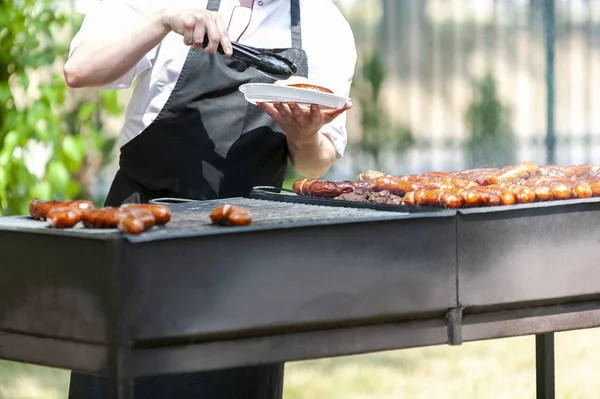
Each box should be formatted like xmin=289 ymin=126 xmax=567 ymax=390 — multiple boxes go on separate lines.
xmin=210 ymin=205 xmax=253 ymax=226
xmin=373 ymin=177 xmax=414 ymax=196
xmin=47 ymin=207 xmax=80 ymax=228
xmin=81 ymin=208 xmax=129 ymax=229
xmin=29 ymin=199 xmax=94 ymax=221
xmin=413 ymin=190 xmax=463 ymax=208
xmin=118 ymin=214 xmax=148 ymax=235
xmin=120 ymin=204 xmax=171 ymax=225
xmin=292 ymin=179 xmax=316 ymax=196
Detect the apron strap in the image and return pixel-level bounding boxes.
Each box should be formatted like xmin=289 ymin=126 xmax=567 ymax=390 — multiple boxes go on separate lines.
xmin=290 ymin=0 xmax=302 ymax=49
xmin=207 ymin=0 xmax=221 ymax=12
xmin=207 ymin=0 xmax=301 ymax=49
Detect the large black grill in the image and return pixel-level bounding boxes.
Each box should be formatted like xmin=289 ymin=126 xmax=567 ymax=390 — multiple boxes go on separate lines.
xmin=1 ymin=191 xmax=600 ymax=398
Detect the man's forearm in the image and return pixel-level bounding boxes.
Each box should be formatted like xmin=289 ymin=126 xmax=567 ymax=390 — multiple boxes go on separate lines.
xmin=64 ymin=10 xmax=169 ymax=88
xmin=288 ymin=133 xmax=337 ymax=178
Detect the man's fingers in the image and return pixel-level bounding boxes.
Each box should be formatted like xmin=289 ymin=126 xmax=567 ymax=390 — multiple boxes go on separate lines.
xmin=191 ymin=24 xmax=206 ymax=49
xmin=288 ymin=102 xmax=307 ymax=120
xmin=309 ymin=104 xmax=321 ymax=125
xmin=257 ymin=102 xmax=283 ymax=121
xmin=214 ymin=15 xmax=232 ymax=56
xmin=274 ymin=102 xmax=294 ymax=120
xmin=203 ymin=14 xmax=222 ymax=53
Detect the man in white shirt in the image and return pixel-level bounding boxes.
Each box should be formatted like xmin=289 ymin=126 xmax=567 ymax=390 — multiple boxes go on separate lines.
xmin=64 ymin=0 xmax=356 ymax=398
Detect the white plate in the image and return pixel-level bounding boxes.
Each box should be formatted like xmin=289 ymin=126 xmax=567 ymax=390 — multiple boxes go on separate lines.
xmin=239 ymin=83 xmax=349 ymax=109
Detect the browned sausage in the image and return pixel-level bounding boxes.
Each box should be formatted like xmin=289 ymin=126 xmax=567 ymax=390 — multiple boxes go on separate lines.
xmin=572 ymin=182 xmax=593 ymax=199
xmin=417 ymin=172 xmax=450 ymax=180
xmin=356 ymin=170 xmax=391 ymax=181
xmin=210 ymin=205 xmax=252 ymax=226
xmin=118 ymin=214 xmax=148 ymax=235
xmin=470 ymin=186 xmax=516 ymax=206
xmin=29 ymin=199 xmax=94 ymax=221
xmin=307 ymin=180 xmax=354 ymax=198
xmin=119 ymin=204 xmax=172 ymax=225
xmin=292 ymin=179 xmax=316 ymax=196
xmin=373 ymin=177 xmax=415 ymax=196
xmin=413 ymin=190 xmax=463 ymax=208
xmin=526 ymin=178 xmax=592 ymax=199
xmin=491 ymin=184 xmax=536 ymax=204
xmin=402 ymin=191 xmax=416 ymax=206
xmin=534 ymin=186 xmax=554 ymax=202
xmin=416 ymin=178 xmax=478 ymax=190
xmin=46 ymin=207 xmax=80 ymax=228
xmin=81 ymin=208 xmax=129 ymax=229
xmin=589 ymin=181 xmax=600 ymax=197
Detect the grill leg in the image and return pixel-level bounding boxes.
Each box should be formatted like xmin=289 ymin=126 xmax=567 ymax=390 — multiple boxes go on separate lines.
xmin=535 ymin=333 xmax=555 ymax=399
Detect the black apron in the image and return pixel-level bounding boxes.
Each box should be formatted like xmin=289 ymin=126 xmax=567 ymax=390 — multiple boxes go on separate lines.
xmin=68 ymin=0 xmax=308 ymax=397
xmin=104 ymin=0 xmax=308 ymax=205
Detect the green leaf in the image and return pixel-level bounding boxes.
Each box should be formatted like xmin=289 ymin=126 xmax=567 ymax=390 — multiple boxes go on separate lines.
xmin=47 ymin=160 xmax=70 ymax=190
xmin=61 ymin=135 xmax=86 ymax=172
xmin=78 ymin=102 xmax=97 ymax=122
xmin=32 ymin=181 xmax=52 ymax=200
xmin=100 ymin=91 xmax=122 ymax=115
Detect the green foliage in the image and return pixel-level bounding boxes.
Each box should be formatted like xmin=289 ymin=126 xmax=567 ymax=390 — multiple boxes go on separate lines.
xmin=353 ymin=51 xmax=414 ymax=169
xmin=465 ymin=72 xmax=516 ymax=168
xmin=0 ymin=0 xmax=121 ymax=216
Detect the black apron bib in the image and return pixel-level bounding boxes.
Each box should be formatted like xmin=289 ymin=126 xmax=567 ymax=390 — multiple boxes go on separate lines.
xmin=69 ymin=0 xmax=307 ymax=397
xmin=104 ymin=0 xmax=308 ymax=206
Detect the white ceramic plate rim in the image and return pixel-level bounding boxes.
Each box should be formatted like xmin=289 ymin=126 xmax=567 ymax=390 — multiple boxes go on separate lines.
xmin=239 ymin=83 xmax=350 ymax=109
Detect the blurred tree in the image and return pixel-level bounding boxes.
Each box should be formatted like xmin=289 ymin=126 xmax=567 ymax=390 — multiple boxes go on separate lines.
xmin=0 ymin=0 xmax=121 ymax=216
xmin=352 ymin=51 xmax=414 ymax=170
xmin=465 ymin=72 xmax=516 ymax=168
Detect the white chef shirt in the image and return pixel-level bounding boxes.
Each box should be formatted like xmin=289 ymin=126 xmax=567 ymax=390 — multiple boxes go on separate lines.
xmin=69 ymin=0 xmax=357 ymax=159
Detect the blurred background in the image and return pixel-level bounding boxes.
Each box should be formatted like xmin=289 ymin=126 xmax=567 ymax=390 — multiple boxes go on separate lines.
xmin=2 ymin=0 xmax=600 ymax=398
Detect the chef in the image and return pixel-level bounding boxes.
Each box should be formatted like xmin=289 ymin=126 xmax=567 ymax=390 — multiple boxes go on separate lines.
xmin=63 ymin=0 xmax=356 ymax=397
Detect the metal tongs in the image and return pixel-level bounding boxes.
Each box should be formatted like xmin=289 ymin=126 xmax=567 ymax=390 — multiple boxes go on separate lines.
xmin=203 ymin=37 xmax=297 ymax=80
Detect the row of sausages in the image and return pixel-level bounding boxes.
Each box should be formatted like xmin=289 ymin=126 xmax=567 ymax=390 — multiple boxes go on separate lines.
xmin=29 ymin=200 xmax=172 ymax=234
xmin=293 ymin=162 xmax=600 ymax=208
xmin=29 ymin=200 xmax=254 ymax=232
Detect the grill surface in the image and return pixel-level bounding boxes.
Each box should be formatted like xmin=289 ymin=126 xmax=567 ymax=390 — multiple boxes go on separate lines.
xmin=0 ymin=198 xmax=454 ymax=243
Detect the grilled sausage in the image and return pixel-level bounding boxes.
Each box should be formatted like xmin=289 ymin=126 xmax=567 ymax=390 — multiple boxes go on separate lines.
xmin=589 ymin=181 xmax=600 ymax=197
xmin=495 ymin=162 xmax=536 ymax=182
xmin=292 ymin=179 xmax=316 ymax=196
xmin=118 ymin=210 xmax=155 ymax=234
xmin=307 ymin=180 xmax=354 ymax=198
xmin=572 ymin=182 xmax=593 ymax=198
xmin=118 ymin=214 xmax=146 ymax=235
xmin=356 ymin=170 xmax=391 ymax=182
xmin=525 ymin=178 xmax=593 ymax=199
xmin=373 ymin=176 xmax=415 ymax=196
xmin=46 ymin=207 xmax=80 ymax=228
xmin=29 ymin=199 xmax=94 ymax=221
xmin=402 ymin=191 xmax=416 ymax=206
xmin=119 ymin=204 xmax=172 ymax=225
xmin=534 ymin=185 xmax=554 ymax=202
xmin=470 ymin=186 xmax=516 ymax=206
xmin=413 ymin=190 xmax=463 ymax=208
xmin=210 ymin=205 xmax=252 ymax=226
xmin=81 ymin=208 xmax=129 ymax=229
xmin=534 ymin=165 xmax=592 ymax=178
xmin=491 ymin=184 xmax=536 ymax=203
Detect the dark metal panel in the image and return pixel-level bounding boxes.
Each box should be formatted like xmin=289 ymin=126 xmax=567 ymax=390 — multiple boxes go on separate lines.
xmin=128 ymin=317 xmax=448 ymax=377
xmin=536 ymin=333 xmax=555 ymax=399
xmin=120 ymin=216 xmax=458 ymax=341
xmin=0 ymin=231 xmax=117 ymax=344
xmin=462 ymin=301 xmax=600 ymax=342
xmin=457 ymin=201 xmax=600 ymax=307
xmin=0 ymin=331 xmax=107 ymax=374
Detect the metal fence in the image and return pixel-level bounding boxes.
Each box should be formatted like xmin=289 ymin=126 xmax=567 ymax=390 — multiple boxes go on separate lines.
xmin=329 ymin=0 xmax=600 ymax=179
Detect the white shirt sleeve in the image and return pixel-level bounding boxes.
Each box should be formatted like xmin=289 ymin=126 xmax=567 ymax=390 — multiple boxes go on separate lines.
xmin=68 ymin=0 xmax=158 ymax=90
xmin=305 ymin=7 xmax=357 ymax=160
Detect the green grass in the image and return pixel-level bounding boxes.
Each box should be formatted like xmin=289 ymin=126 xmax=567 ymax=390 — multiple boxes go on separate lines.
xmin=2 ymin=329 xmax=600 ymax=398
